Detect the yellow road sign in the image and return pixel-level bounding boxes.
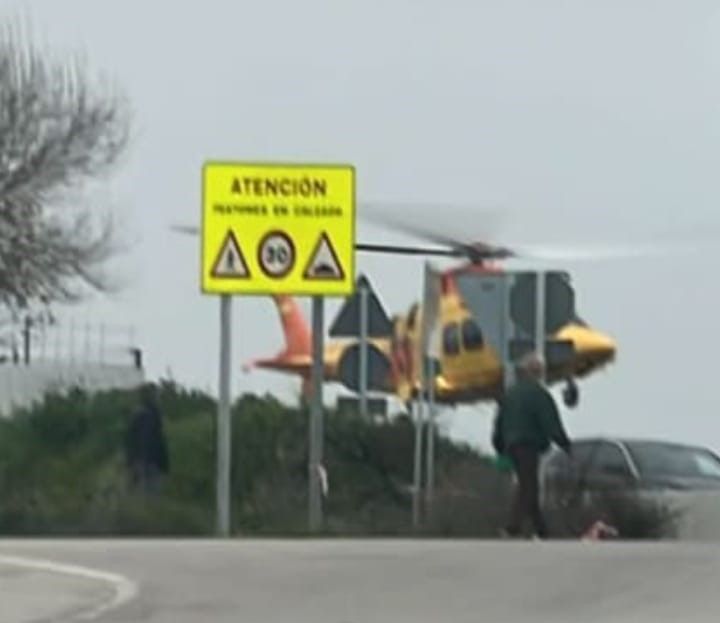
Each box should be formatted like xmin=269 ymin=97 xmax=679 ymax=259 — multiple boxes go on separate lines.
xmin=202 ymin=162 xmax=355 ymax=295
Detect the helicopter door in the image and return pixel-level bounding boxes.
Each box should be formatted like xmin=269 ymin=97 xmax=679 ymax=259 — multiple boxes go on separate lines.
xmin=441 ymin=321 xmax=465 ymax=385
xmin=455 ymin=273 xmax=506 ymax=362
xmin=457 ymin=318 xmax=488 ymax=386
xmin=441 ymin=323 xmax=460 ymax=356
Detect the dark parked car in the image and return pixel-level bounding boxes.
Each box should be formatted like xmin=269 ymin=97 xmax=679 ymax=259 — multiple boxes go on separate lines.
xmin=540 ymin=437 xmax=720 ymax=512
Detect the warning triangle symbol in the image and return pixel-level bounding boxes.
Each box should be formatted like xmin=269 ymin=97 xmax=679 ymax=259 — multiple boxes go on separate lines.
xmin=303 ymin=232 xmax=345 ymax=280
xmin=211 ymin=230 xmax=251 ymax=278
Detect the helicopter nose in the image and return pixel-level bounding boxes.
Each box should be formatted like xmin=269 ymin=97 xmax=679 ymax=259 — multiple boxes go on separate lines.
xmin=556 ymin=324 xmax=617 ymax=365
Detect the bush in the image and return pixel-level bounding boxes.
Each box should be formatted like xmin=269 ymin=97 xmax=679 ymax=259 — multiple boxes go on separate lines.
xmin=423 ymin=457 xmax=514 ymax=537
xmin=0 ymin=384 xmax=682 ymax=539
xmin=0 ymin=383 xmax=217 ymax=535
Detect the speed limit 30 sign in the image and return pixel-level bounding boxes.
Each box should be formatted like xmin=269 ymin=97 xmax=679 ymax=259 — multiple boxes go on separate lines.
xmin=201 ymin=162 xmax=355 ymax=296
xmin=258 ymin=231 xmax=296 ymax=278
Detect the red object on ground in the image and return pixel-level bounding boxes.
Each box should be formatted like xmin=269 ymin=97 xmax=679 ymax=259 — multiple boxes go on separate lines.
xmin=582 ymin=520 xmax=619 ymax=541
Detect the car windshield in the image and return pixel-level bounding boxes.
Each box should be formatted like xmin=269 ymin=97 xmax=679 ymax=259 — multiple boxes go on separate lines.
xmin=627 ymin=442 xmax=720 ymax=480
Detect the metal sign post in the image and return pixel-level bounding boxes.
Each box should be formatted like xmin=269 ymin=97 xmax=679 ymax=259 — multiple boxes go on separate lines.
xmin=424 ymin=355 xmax=437 ymax=514
xmin=358 ymin=283 xmax=369 ymax=417
xmin=308 ymin=296 xmax=325 ymax=531
xmin=503 ymin=274 xmax=516 ymax=390
xmin=417 ymin=262 xmax=442 ymax=526
xmin=411 ymin=400 xmax=424 ymax=528
xmin=217 ymin=294 xmax=233 ymax=537
xmin=535 ymin=271 xmax=546 ymax=383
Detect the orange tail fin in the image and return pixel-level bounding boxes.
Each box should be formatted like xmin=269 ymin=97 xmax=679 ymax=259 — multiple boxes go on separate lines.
xmin=244 ymin=295 xmax=312 ymax=374
xmin=274 ymin=295 xmax=311 ymax=357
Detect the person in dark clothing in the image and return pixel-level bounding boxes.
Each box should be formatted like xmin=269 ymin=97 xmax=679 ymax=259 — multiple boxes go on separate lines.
xmin=125 ymin=383 xmax=169 ymax=493
xmin=492 ymin=353 xmax=572 ymax=539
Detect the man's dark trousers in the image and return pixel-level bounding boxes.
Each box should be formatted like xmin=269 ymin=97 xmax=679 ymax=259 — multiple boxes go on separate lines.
xmin=507 ymin=443 xmax=548 ymax=538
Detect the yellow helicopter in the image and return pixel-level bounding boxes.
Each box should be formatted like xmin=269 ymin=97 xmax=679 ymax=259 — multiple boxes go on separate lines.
xmin=247 ymin=218 xmax=617 ymax=408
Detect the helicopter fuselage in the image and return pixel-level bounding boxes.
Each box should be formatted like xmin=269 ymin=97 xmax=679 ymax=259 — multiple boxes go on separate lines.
xmin=251 ymin=261 xmax=616 ymax=407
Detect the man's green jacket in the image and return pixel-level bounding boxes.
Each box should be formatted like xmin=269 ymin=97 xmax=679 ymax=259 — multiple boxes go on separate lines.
xmin=492 ymin=378 xmax=571 ymax=455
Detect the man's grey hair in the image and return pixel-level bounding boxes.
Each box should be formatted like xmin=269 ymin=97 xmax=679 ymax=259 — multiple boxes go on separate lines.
xmin=518 ymin=352 xmax=545 ymax=379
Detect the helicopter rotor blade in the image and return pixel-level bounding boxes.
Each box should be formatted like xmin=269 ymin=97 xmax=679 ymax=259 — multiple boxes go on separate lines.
xmin=358 ymin=201 xmax=720 ymax=264
xmin=170 ymin=224 xmax=200 ymax=236
xmin=506 ymin=240 xmax=711 ymax=263
xmin=355 ymin=243 xmax=463 ymax=258
xmin=359 ymin=201 xmax=506 ymax=246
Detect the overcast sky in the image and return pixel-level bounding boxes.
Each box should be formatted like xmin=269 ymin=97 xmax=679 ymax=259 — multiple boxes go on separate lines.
xmin=7 ymin=0 xmax=720 ymax=452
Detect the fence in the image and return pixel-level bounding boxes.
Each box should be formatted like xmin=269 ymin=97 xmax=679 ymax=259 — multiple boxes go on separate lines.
xmin=0 ymin=318 xmax=141 ymax=368
xmin=0 ymin=317 xmax=145 ymax=416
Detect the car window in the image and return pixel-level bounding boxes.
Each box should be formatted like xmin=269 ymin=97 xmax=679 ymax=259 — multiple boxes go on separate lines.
xmin=544 ymin=449 xmax=571 ymax=477
xmin=695 ymin=453 xmax=720 ymax=478
xmin=545 ymin=442 xmax=597 ymax=481
xmin=591 ymin=442 xmax=631 ymax=477
xmin=570 ymin=441 xmax=601 ymax=470
xmin=627 ymin=443 xmax=720 ymax=480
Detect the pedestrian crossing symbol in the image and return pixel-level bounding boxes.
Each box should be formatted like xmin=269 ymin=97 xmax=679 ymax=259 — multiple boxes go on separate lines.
xmin=303 ymin=231 xmax=345 ymax=280
xmin=211 ymin=230 xmax=250 ymax=278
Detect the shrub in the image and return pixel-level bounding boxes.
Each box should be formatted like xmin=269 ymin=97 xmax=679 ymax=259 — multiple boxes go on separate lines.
xmin=0 ymin=385 xmax=682 ymax=539
xmin=423 ymin=457 xmax=514 ymax=537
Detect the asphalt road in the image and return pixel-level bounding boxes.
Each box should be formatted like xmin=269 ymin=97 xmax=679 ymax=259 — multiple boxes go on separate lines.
xmin=4 ymin=539 xmax=720 ymax=623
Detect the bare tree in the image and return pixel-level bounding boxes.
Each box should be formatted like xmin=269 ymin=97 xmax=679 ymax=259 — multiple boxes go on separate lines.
xmin=0 ymin=25 xmax=130 ymax=310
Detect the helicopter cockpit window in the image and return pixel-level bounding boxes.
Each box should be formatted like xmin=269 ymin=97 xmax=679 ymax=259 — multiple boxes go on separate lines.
xmin=461 ymin=319 xmax=483 ymax=350
xmin=443 ymin=323 xmax=460 ymax=356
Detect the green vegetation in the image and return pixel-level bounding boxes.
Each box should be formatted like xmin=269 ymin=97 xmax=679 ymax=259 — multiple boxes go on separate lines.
xmin=0 ymin=383 xmax=675 ymax=538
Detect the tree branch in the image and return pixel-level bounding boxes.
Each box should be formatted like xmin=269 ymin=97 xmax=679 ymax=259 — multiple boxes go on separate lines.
xmin=0 ymin=24 xmax=130 ymax=311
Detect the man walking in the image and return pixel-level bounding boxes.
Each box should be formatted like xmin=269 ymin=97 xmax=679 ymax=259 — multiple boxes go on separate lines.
xmin=492 ymin=353 xmax=571 ymax=539
xmin=125 ymin=383 xmax=170 ymax=494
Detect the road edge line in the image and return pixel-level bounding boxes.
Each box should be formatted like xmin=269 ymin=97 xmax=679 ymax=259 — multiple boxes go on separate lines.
xmin=0 ymin=553 xmax=139 ymax=620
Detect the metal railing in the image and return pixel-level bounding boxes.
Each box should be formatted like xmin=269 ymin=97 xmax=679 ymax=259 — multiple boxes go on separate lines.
xmin=0 ymin=314 xmax=141 ymax=369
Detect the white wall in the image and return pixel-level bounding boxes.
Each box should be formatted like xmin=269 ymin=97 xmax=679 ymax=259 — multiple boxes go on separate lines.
xmin=0 ymin=362 xmax=145 ymax=416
